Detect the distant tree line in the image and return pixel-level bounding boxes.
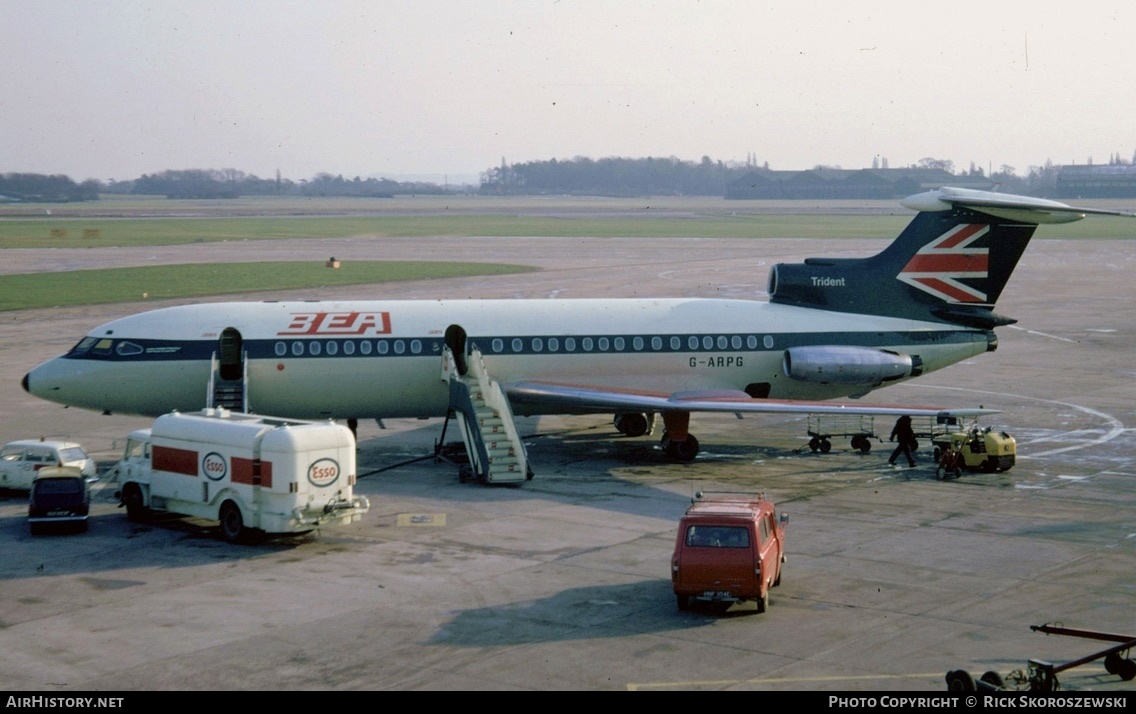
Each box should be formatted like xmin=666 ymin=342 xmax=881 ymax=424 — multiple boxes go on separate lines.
xmin=0 ymin=169 xmax=458 ymax=202
xmin=1 ymin=152 xmax=1123 ymax=203
xmin=479 ymin=156 xmax=749 ymax=197
xmin=0 ymin=173 xmax=100 ymax=202
xmin=478 ymin=155 xmax=1065 ymax=197
xmin=120 ymin=169 xmax=451 ymax=199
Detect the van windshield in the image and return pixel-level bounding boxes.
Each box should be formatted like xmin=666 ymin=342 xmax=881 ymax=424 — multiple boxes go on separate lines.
xmin=124 ymin=439 xmax=144 ymax=460
xmin=685 ymin=525 xmax=750 ymax=548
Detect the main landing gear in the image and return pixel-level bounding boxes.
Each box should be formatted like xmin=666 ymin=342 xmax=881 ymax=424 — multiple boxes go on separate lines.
xmin=661 ymin=433 xmax=700 ymax=461
xmin=614 ymin=411 xmax=701 ymax=461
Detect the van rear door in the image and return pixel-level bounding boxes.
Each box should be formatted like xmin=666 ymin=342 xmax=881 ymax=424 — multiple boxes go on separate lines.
xmin=679 ymin=523 xmax=758 ymax=598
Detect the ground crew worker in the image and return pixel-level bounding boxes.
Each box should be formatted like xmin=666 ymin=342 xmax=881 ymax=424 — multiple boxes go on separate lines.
xmin=888 ymin=415 xmax=917 ymax=467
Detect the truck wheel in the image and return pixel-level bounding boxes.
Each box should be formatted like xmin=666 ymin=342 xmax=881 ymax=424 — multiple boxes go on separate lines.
xmin=676 ymin=594 xmax=691 ymax=611
xmin=123 ymin=484 xmax=149 ymax=523
xmin=219 ymin=500 xmax=246 ymax=543
xmin=945 ymin=669 xmax=976 ymax=691
xmin=757 ymin=592 xmax=769 ymax=613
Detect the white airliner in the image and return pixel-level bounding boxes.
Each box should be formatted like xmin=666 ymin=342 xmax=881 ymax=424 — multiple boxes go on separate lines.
xmin=22 ymin=188 xmax=1132 ymax=477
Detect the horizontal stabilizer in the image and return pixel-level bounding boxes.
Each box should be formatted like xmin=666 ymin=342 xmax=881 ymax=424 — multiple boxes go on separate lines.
xmin=901 ymin=187 xmax=1136 ymax=224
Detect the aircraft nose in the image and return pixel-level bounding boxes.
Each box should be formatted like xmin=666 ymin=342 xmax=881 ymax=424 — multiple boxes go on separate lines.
xmin=21 ymin=372 xmax=29 ymax=393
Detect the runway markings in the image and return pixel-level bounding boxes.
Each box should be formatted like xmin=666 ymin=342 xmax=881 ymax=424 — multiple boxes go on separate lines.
xmin=900 ymin=384 xmax=1126 ymax=458
xmin=1006 ymin=325 xmax=1079 ymax=343
xmin=397 ymin=513 xmax=447 ymax=527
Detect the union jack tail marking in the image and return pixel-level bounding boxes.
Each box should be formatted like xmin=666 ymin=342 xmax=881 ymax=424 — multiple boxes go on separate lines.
xmin=896 ymin=223 xmax=990 ymax=303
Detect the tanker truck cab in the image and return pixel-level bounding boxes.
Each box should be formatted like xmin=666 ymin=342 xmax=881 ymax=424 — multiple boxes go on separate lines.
xmin=671 ymin=493 xmax=787 ymax=613
xmin=113 ymin=409 xmax=369 ymax=542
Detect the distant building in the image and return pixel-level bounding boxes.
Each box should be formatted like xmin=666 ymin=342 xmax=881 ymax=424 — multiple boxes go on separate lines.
xmin=725 ymin=168 xmax=990 ymax=200
xmin=1055 ymin=164 xmax=1136 ymax=198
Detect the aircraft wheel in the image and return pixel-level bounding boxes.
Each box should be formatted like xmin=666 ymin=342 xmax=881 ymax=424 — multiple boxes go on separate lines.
xmin=614 ymin=413 xmax=650 ymax=437
xmin=945 ymin=669 xmax=976 ymax=691
xmin=662 ymin=433 xmax=699 ymax=461
xmin=1119 ymin=658 xmax=1136 ymax=682
xmin=218 ymin=500 xmax=246 ymax=543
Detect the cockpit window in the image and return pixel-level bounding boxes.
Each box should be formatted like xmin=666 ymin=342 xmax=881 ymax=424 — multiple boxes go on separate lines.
xmin=68 ymin=337 xmax=99 ymax=355
xmin=91 ymin=339 xmax=114 ymax=355
xmin=115 ymin=341 xmax=144 ymax=356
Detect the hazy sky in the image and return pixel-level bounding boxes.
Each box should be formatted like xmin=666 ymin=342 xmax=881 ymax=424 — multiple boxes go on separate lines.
xmin=3 ymin=1 xmax=1135 ymax=183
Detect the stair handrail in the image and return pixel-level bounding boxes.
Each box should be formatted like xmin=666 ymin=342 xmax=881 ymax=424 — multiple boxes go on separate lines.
xmin=207 ymin=351 xmax=218 ymax=408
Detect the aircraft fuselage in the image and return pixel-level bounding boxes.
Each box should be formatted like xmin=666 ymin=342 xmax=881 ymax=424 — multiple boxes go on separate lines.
xmin=25 ymin=297 xmax=991 ymax=419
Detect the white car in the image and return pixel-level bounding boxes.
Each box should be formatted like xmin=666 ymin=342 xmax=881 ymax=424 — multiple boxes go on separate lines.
xmin=0 ymin=440 xmax=96 ymax=489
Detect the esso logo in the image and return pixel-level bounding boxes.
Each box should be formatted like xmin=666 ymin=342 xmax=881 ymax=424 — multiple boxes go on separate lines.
xmin=308 ymin=458 xmax=340 ymax=487
xmin=202 ymin=452 xmax=228 ymax=481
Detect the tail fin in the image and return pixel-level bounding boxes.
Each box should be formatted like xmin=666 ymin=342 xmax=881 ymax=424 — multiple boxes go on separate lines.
xmin=767 ymin=188 xmax=1133 ymax=328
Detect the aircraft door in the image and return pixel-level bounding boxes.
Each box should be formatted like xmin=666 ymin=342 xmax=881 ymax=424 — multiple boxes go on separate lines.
xmin=218 ymin=327 xmax=244 ymax=381
xmin=445 ymin=324 xmax=469 ymax=376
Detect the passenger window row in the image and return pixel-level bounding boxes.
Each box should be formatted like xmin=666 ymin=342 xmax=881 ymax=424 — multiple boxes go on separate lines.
xmin=70 ymin=333 xmax=780 ymax=360
xmin=271 ymin=333 xmax=777 ymax=357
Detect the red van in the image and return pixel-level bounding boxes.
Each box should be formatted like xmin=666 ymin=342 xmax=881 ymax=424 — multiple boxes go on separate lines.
xmin=671 ymin=493 xmax=787 ymax=612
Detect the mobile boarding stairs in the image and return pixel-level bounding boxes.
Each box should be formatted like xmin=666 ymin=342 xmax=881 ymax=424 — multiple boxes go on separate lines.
xmin=440 ymin=330 xmax=531 ymax=484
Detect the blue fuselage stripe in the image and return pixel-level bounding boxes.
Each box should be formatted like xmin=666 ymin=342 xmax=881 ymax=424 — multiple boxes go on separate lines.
xmin=62 ymin=330 xmax=983 ymax=363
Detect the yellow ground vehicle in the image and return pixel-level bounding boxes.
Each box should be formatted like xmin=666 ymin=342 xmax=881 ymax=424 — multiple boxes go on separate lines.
xmin=934 ymin=425 xmax=1016 ymax=478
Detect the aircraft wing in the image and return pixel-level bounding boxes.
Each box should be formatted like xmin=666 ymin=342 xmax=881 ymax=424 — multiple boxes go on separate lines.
xmin=505 ymin=381 xmax=996 ymax=419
